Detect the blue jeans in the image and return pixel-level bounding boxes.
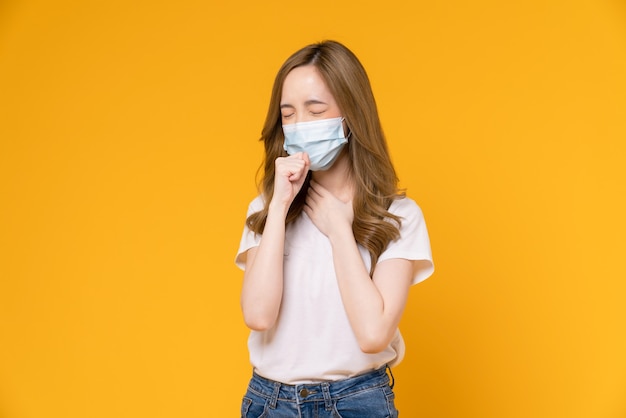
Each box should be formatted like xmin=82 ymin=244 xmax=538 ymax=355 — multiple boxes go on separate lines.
xmin=241 ymin=366 xmax=399 ymax=417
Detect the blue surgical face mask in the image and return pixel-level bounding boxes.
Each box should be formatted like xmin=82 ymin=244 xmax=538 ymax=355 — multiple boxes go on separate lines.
xmin=282 ymin=117 xmax=349 ymax=171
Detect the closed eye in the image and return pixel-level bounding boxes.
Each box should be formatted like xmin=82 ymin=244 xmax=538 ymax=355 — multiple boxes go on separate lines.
xmin=280 ymin=104 xmax=295 ymax=120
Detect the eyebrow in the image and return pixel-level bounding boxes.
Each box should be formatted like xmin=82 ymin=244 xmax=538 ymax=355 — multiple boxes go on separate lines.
xmin=280 ymin=99 xmax=328 ymax=109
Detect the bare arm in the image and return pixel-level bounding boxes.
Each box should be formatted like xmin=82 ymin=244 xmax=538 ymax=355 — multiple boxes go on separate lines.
xmin=304 ymin=180 xmax=413 ymax=352
xmin=328 ymin=228 xmax=413 ymax=353
xmin=240 ymin=153 xmax=310 ymax=331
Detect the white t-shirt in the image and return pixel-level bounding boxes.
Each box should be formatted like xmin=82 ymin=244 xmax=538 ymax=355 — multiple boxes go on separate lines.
xmin=235 ymin=195 xmax=434 ymax=384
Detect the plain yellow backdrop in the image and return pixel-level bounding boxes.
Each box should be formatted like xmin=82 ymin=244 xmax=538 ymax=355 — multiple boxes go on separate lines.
xmin=1 ymin=0 xmax=625 ymax=417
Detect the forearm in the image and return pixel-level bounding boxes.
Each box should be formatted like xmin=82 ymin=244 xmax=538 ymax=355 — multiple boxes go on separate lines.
xmin=329 ymin=227 xmax=395 ymax=353
xmin=240 ymin=202 xmax=289 ymax=330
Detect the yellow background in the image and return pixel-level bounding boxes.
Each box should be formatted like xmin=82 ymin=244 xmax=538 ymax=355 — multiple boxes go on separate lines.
xmin=1 ymin=0 xmax=625 ymax=417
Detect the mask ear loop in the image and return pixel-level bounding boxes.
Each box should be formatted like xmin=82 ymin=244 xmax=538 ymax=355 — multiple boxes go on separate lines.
xmin=341 ymin=117 xmax=352 ymax=140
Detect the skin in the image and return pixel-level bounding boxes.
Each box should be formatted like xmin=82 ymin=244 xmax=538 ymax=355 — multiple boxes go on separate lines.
xmin=240 ymin=65 xmax=414 ymax=353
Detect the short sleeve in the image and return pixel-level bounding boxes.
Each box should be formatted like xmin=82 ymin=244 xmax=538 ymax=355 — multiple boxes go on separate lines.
xmin=378 ymin=197 xmax=434 ymax=285
xmin=234 ymin=196 xmax=265 ymax=270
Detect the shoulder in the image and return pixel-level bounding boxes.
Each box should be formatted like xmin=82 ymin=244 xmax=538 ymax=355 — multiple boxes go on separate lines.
xmin=388 ymin=196 xmax=424 ymax=220
xmin=246 ymin=195 xmax=266 ymax=214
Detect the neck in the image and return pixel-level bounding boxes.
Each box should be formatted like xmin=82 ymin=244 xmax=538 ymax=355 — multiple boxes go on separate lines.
xmin=311 ymin=151 xmax=353 ymax=202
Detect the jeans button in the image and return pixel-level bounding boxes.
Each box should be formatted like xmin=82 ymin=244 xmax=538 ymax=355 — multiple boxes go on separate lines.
xmin=299 ymin=388 xmax=309 ymax=397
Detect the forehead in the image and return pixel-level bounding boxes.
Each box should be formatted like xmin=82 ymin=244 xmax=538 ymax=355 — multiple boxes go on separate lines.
xmin=281 ymin=65 xmax=335 ymax=103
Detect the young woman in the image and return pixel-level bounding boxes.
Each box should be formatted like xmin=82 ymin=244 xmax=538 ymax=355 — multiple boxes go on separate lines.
xmin=235 ymin=40 xmax=434 ymax=417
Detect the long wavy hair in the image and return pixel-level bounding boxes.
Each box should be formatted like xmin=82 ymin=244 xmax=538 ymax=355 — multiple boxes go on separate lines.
xmin=247 ymin=40 xmax=404 ymax=274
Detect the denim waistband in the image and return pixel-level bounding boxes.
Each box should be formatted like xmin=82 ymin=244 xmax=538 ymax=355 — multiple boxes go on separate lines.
xmin=248 ymin=366 xmax=393 ymax=408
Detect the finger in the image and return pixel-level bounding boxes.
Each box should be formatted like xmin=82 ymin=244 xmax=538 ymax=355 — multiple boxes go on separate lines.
xmin=302 ymin=204 xmax=312 ymax=219
xmin=308 ymin=180 xmax=324 ymax=197
xmin=301 ymin=152 xmax=311 ymax=169
xmin=288 ymin=152 xmax=310 ymax=173
xmin=306 ymin=190 xmax=321 ymax=211
xmin=304 ymin=192 xmax=315 ymax=207
xmin=288 ymin=169 xmax=305 ymax=181
xmin=307 ymin=186 xmax=321 ymax=201
xmin=277 ymin=156 xmax=304 ymax=167
xmin=277 ymin=158 xmax=305 ymax=173
xmin=290 ymin=162 xmax=308 ymax=180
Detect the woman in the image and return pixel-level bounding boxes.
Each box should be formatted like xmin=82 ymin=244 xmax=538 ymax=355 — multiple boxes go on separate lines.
xmin=235 ymin=40 xmax=434 ymax=417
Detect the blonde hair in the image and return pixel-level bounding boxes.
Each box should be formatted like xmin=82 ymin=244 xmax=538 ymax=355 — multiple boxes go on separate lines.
xmin=247 ymin=40 xmax=404 ymax=274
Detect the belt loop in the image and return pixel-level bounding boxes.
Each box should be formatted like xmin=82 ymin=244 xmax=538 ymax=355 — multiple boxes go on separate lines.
xmin=269 ymin=381 xmax=280 ymax=409
xmin=386 ymin=364 xmax=395 ymax=389
xmin=321 ymin=382 xmax=333 ymax=411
